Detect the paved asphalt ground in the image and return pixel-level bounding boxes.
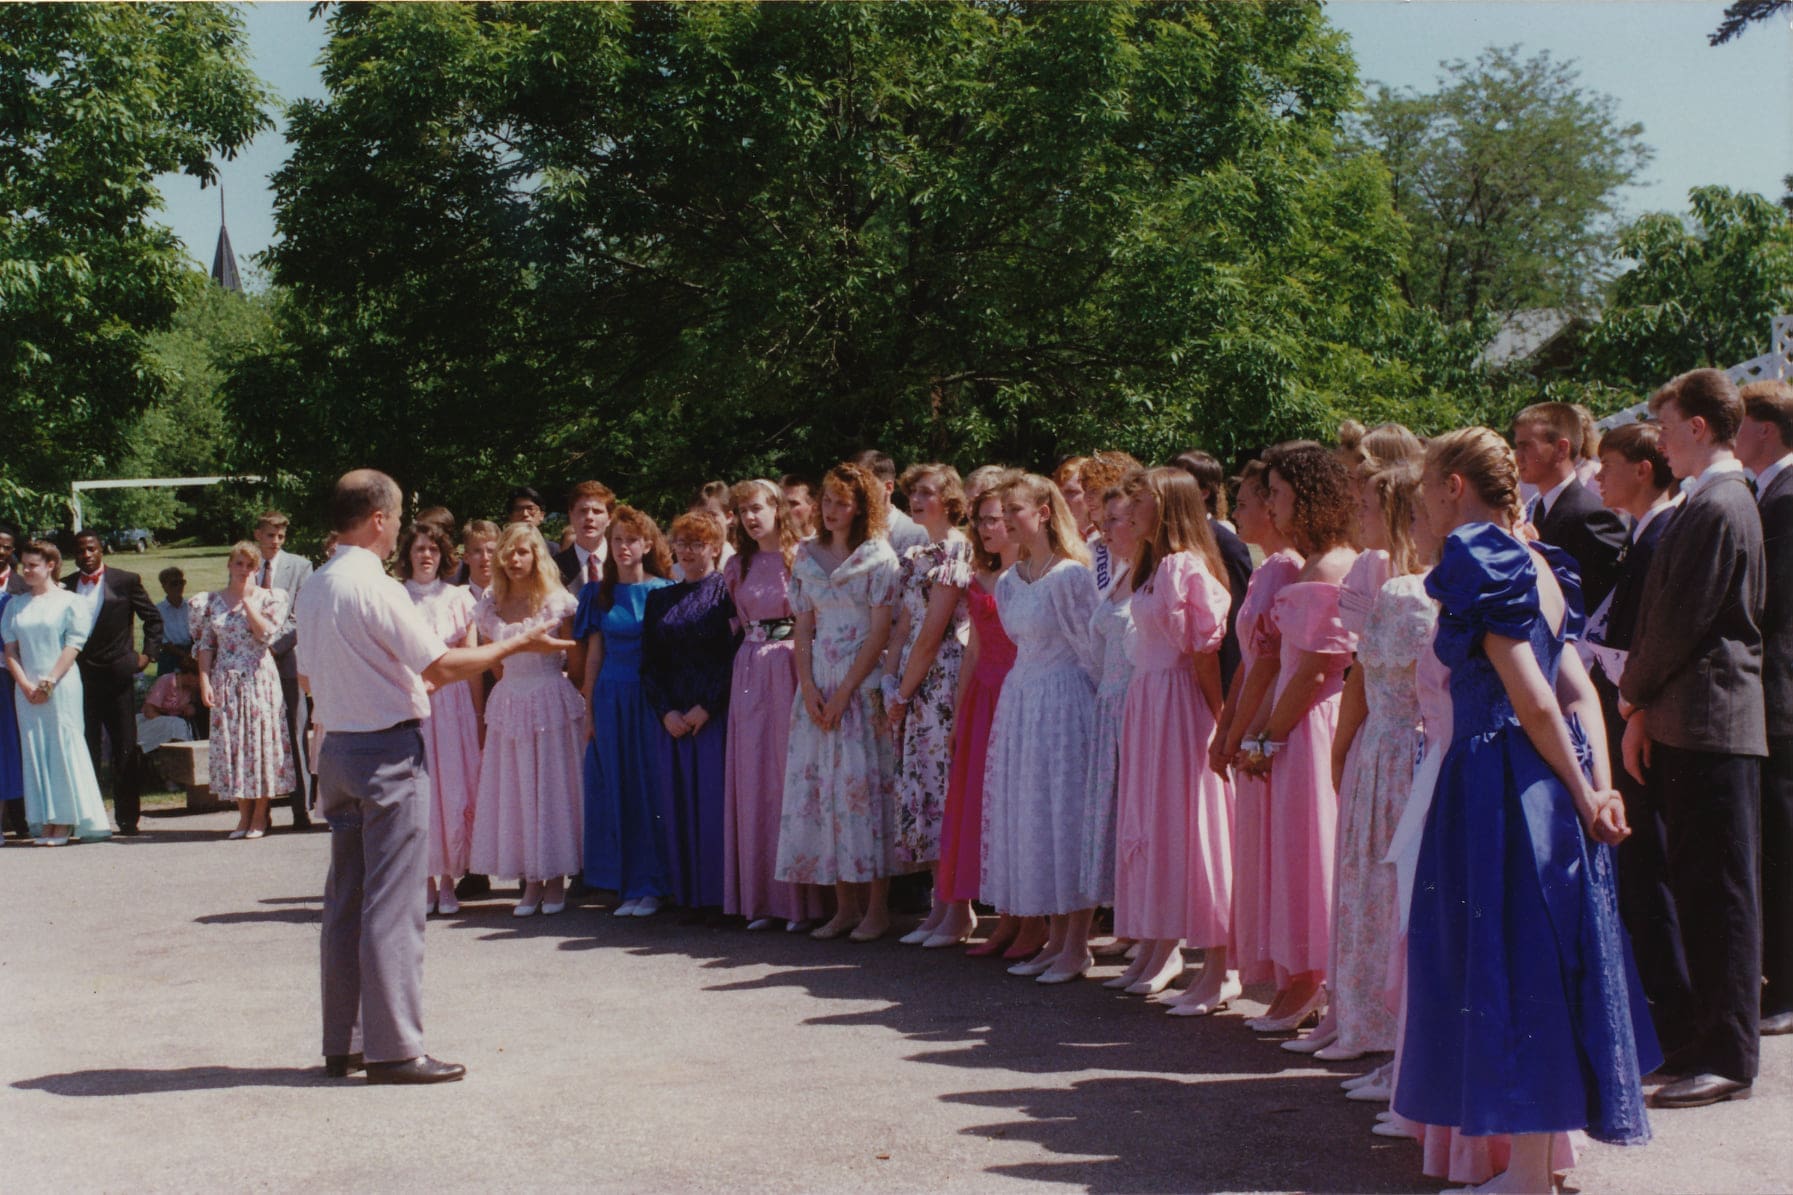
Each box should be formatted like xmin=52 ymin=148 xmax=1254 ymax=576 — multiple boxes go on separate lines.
xmin=4 ymin=813 xmax=1789 ymax=1193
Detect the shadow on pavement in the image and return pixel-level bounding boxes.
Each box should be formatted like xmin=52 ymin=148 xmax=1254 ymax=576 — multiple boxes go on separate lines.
xmin=15 ymin=1065 xmax=326 ymax=1096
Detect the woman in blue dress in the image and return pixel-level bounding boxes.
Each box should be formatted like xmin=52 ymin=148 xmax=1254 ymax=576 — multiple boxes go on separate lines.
xmin=0 ymin=585 xmax=24 ymax=827
xmin=0 ymin=540 xmax=111 ymax=844
xmin=643 ymin=511 xmax=740 ymax=911
xmin=578 ymin=506 xmax=675 ymax=916
xmin=1397 ymin=428 xmax=1658 ymax=1193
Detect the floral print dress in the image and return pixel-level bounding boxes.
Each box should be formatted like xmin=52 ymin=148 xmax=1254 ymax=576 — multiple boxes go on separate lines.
xmin=774 ymin=538 xmax=901 ymax=886
xmin=888 ymin=533 xmax=973 ymax=871
xmin=195 ymin=589 xmax=295 ymax=800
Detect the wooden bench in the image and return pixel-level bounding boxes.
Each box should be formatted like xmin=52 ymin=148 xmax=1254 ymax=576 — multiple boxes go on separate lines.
xmin=153 ymin=740 xmax=309 ymax=818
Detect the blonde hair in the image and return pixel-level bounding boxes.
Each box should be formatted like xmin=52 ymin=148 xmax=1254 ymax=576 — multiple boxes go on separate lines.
xmin=898 ymin=463 xmax=968 ymax=525
xmin=491 ymin=521 xmax=565 ymax=613
xmin=1125 ymin=467 xmax=1225 ymax=590
xmin=999 ymin=472 xmax=1091 ymax=568
xmin=1349 ymin=422 xmax=1424 ymax=475
xmin=1425 ymin=427 xmax=1524 ymax=526
xmin=1367 ymin=461 xmax=1424 ymax=578
xmin=227 ymin=541 xmax=260 ymax=573
xmin=729 ymin=479 xmax=801 ymax=570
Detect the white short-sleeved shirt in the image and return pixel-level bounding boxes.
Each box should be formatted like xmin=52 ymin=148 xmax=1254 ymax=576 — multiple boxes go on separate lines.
xmin=295 ymin=544 xmax=448 ymax=732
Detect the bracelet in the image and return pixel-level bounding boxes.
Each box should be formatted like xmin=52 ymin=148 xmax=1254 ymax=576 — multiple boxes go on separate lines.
xmin=1259 ymin=739 xmax=1285 ymax=759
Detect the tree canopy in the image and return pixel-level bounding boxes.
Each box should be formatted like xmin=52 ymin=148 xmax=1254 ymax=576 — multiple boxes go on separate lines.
xmin=0 ymin=3 xmax=270 ymax=527
xmin=240 ymin=0 xmax=1421 ymax=519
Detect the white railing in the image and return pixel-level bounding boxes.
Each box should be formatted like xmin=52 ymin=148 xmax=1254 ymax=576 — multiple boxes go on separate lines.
xmin=1597 ymin=315 xmax=1793 ymax=430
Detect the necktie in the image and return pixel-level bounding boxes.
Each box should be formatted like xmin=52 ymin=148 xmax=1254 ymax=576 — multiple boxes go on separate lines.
xmin=259 ymin=560 xmax=271 ymax=588
xmin=587 ymin=553 xmax=601 ymax=584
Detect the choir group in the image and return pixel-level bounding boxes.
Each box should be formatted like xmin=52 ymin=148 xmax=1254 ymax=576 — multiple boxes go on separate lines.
xmin=10 ymin=366 xmax=1793 ymax=1190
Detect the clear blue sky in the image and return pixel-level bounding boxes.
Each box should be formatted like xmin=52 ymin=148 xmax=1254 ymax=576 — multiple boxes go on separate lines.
xmin=156 ymin=0 xmax=1793 ymax=278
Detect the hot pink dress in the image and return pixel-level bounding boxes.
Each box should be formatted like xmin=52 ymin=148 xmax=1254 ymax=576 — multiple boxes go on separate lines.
xmin=1230 ymin=549 xmax=1302 ymax=983
xmin=405 ymin=579 xmax=482 ymax=878
xmin=721 ymin=552 xmax=824 ymax=922
xmin=934 ymin=574 xmax=1016 ymax=902
xmin=1263 ymin=574 xmax=1356 ymax=982
xmin=1113 ymin=553 xmax=1232 ymax=944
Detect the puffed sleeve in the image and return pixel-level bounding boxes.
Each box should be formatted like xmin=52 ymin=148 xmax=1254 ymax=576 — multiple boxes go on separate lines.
xmin=444 ymin=586 xmax=476 ymax=646
xmin=866 ymin=545 xmax=901 ymax=608
xmin=194 ymin=595 xmax=217 ymax=655
xmin=1245 ymin=553 xmax=1300 ymax=660
xmin=185 ymin=593 xmax=207 ymax=647
xmin=257 ymin=590 xmax=289 ymax=644
xmin=571 ymin=583 xmax=604 ymax=641
xmin=550 ymin=586 xmax=579 ymax=626
xmin=1338 ymin=550 xmax=1389 ymax=639
xmin=1530 ymin=540 xmax=1587 ymax=643
xmin=1049 ymin=561 xmax=1102 ymax=677
xmin=1360 ymin=574 xmax=1438 ymax=670
xmin=926 ymin=538 xmax=974 ymax=590
xmin=787 ymin=546 xmax=815 ymax=616
xmin=62 ymin=593 xmax=90 ymax=653
xmin=1424 ymin=523 xmax=1542 ymax=668
xmin=1283 ymin=585 xmax=1355 ymax=655
xmin=1160 ymin=553 xmax=1231 ymax=655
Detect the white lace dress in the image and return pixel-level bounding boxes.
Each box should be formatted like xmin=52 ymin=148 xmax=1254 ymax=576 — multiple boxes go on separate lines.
xmin=980 ymin=558 xmax=1101 ymax=915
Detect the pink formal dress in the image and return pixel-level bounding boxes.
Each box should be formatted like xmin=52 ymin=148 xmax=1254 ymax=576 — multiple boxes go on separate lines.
xmin=1262 ymin=574 xmax=1356 ymax=982
xmin=934 ymin=574 xmax=1016 ymax=902
xmin=1113 ymin=553 xmax=1233 ymax=945
xmin=406 ymin=579 xmax=482 ymax=878
xmin=1230 ymin=549 xmax=1302 ymax=983
xmin=721 ymin=551 xmax=824 ymax=922
xmin=468 ymin=588 xmax=585 ymax=882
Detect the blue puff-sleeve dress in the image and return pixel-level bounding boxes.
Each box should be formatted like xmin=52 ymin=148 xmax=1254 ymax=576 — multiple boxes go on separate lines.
xmin=1394 ymin=523 xmax=1659 ymax=1145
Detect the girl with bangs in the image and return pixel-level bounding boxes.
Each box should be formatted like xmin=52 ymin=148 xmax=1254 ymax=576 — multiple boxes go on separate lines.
xmin=774 ymin=463 xmax=902 ymax=941
xmin=468 ymin=522 xmax=585 ymax=917
xmin=1110 ymin=468 xmax=1238 ymax=1010
xmin=980 ymin=473 xmax=1103 ymax=984
xmin=722 ymin=480 xmax=824 ymax=930
xmin=578 ymin=506 xmax=675 ymax=917
xmin=643 ymin=510 xmax=742 ymax=912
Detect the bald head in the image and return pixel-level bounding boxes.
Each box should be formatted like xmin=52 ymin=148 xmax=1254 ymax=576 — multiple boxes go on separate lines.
xmin=331 ymin=469 xmax=402 ymax=534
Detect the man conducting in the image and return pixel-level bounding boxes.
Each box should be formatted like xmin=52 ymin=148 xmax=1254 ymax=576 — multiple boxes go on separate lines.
xmin=297 ymin=470 xmax=570 ymax=1084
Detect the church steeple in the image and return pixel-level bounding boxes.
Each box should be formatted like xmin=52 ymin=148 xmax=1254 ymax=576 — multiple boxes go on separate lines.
xmin=211 ymin=185 xmax=242 ymax=293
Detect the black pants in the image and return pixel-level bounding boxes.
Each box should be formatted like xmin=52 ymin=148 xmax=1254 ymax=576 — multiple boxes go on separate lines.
xmin=80 ymin=665 xmax=140 ymax=831
xmin=1650 ymin=743 xmax=1762 ymax=1082
xmin=280 ymin=674 xmax=312 ymax=827
xmin=1595 ymin=672 xmax=1687 ymax=1033
xmin=1762 ymin=735 xmax=1793 ymax=1016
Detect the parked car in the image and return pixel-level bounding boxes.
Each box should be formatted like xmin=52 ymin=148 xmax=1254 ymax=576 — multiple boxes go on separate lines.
xmin=107 ymin=528 xmax=156 ymax=553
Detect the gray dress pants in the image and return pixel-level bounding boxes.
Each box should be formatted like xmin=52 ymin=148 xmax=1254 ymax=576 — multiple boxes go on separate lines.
xmin=318 ymin=724 xmax=430 ymax=1063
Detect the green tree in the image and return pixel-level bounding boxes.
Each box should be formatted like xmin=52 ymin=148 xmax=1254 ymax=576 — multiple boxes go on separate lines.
xmin=1585 ymin=186 xmax=1793 ymax=386
xmin=239 ymin=1 xmax=1417 ymax=521
xmin=1356 ymin=46 xmax=1651 ymax=324
xmin=0 ymin=3 xmax=269 ymax=528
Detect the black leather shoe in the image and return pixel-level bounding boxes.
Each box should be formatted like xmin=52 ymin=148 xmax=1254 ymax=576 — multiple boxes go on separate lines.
xmin=114 ymin=824 xmax=141 ymax=837
xmin=1650 ymin=1073 xmax=1753 ymax=1108
xmin=1760 ymin=1010 xmax=1793 ymax=1036
xmin=324 ymin=1052 xmax=365 ymax=1078
xmin=454 ymin=874 xmax=491 ymax=900
xmin=365 ymin=1056 xmax=466 ymax=1085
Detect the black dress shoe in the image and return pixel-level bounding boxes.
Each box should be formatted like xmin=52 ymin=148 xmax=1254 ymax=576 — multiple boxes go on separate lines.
xmin=324 ymin=1052 xmax=365 ymax=1078
xmin=1760 ymin=1010 xmax=1793 ymax=1036
xmin=365 ymin=1056 xmax=466 ymax=1085
xmin=1650 ymin=1073 xmax=1753 ymax=1108
xmin=454 ymin=874 xmax=492 ymax=900
xmin=114 ymin=824 xmax=141 ymax=837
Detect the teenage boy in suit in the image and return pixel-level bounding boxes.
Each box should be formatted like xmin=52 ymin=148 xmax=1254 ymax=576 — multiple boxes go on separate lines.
xmin=1513 ymin=400 xmax=1628 ymax=610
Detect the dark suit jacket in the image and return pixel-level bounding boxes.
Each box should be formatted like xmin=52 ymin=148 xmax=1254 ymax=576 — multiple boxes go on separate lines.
xmin=1 ymin=570 xmax=22 ymax=596
xmin=61 ymin=566 xmax=163 ymax=679
xmin=1757 ymin=466 xmax=1793 ymax=738
xmin=553 ymin=544 xmax=582 ymax=589
xmin=1598 ymin=503 xmax=1676 ymax=654
xmin=1621 ymin=471 xmax=1766 ymax=757
xmin=1212 ymin=519 xmax=1253 ymax=692
xmin=1536 ymin=478 xmax=1628 ymax=613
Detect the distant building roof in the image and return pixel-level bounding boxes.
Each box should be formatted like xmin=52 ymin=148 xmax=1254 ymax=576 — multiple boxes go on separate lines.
xmin=1477 ymin=308 xmax=1589 ymax=370
xmin=211 ymin=220 xmax=241 ymax=293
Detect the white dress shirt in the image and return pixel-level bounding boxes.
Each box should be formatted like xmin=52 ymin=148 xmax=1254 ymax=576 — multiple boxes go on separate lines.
xmin=156 ymin=597 xmax=193 ymax=648
xmin=1532 ymin=474 xmax=1575 ymax=522
xmin=294 ymin=545 xmax=448 ymax=732
xmin=72 ymin=568 xmax=106 ymax=632
xmin=573 ymin=539 xmax=608 ymax=585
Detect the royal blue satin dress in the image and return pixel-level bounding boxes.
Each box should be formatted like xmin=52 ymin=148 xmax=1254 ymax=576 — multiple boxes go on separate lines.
xmin=578 ymin=579 xmax=675 ymax=901
xmin=1395 ymin=524 xmax=1659 ymax=1145
xmin=0 ymin=593 xmax=23 ymax=805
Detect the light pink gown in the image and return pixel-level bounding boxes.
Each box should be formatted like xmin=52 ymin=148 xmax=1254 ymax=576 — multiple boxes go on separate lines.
xmin=721 ymin=552 xmax=824 ymax=922
xmin=1230 ymin=550 xmax=1302 ymax=984
xmin=468 ymin=588 xmax=585 ymax=882
xmin=1263 ymin=576 xmax=1356 ymax=982
xmin=1383 ymin=610 xmax=1581 ymax=1182
xmin=1113 ymin=554 xmax=1232 ymax=944
xmin=406 ymin=579 xmax=482 ymax=878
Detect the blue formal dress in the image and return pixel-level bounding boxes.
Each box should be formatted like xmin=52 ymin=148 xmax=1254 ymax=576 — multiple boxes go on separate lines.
xmin=1395 ymin=524 xmax=1658 ymax=1144
xmin=0 ymin=593 xmax=24 ymax=806
xmin=578 ymin=578 xmax=674 ymax=900
xmin=643 ymin=572 xmax=740 ymax=909
xmin=1 ymin=589 xmax=111 ymax=838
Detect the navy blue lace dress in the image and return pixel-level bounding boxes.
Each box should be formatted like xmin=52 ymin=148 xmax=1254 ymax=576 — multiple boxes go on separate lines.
xmin=1395 ymin=523 xmax=1659 ymax=1144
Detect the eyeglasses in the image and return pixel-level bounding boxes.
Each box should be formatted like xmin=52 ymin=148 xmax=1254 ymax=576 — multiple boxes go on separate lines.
xmin=670 ymin=539 xmax=713 ymax=551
